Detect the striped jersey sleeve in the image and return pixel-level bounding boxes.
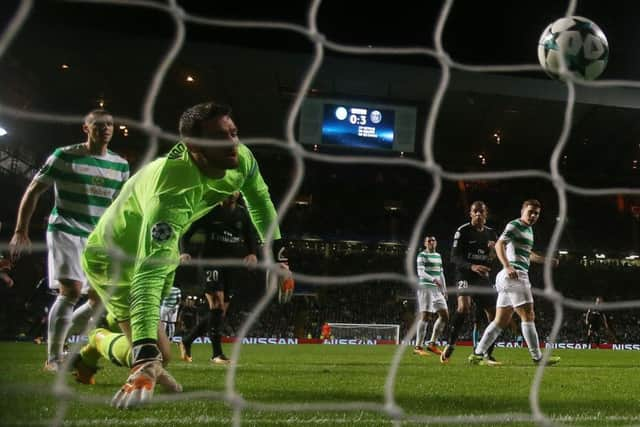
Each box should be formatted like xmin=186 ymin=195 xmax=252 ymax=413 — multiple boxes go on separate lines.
xmin=35 ymin=144 xmax=129 ymax=238
xmin=499 ymin=219 xmax=534 ymax=272
xmin=417 ymin=251 xmax=443 ymax=287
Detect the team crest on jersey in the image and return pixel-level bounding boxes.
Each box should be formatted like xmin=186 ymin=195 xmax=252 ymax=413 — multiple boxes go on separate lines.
xmin=151 ymin=222 xmax=173 ymax=242
xmin=168 ymin=143 xmax=187 ymax=160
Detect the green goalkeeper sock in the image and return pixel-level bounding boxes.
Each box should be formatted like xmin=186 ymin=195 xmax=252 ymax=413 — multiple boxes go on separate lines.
xmin=79 ymin=329 xmax=103 ymax=369
xmin=89 ymin=328 xmax=132 ymax=368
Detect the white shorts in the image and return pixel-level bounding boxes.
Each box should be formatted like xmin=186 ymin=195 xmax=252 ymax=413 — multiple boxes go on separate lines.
xmin=47 ymin=230 xmax=89 ymax=293
xmin=416 ymin=287 xmax=448 ymax=313
xmin=495 ymin=269 xmax=533 ymax=308
xmin=160 ymin=306 xmax=179 ymax=324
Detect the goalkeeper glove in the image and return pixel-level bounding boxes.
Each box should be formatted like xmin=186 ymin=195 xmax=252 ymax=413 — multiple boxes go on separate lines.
xmin=111 ymin=342 xmax=182 ymax=409
xmin=269 ymin=240 xmax=294 ymax=304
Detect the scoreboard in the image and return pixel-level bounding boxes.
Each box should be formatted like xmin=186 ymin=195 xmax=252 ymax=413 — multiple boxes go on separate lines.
xmin=298 ymin=97 xmax=417 ymax=153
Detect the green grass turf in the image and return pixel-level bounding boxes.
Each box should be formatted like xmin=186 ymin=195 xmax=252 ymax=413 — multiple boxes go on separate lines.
xmin=0 ymin=342 xmax=638 ymax=426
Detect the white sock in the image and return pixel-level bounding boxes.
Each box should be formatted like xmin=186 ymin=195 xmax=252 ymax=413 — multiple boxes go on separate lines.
xmin=475 ymin=321 xmax=503 ymax=355
xmin=69 ymin=301 xmax=95 ymax=335
xmin=521 ymin=321 xmax=542 ymax=360
xmin=416 ymin=320 xmax=428 ymax=347
xmin=429 ymin=317 xmax=445 ymax=344
xmin=47 ymin=295 xmax=75 ymax=361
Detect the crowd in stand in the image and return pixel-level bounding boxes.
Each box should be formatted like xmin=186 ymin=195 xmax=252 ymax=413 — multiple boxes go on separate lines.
xmin=1 ymin=144 xmax=638 ymax=345
xmin=128 ymin=248 xmax=640 ymax=344
xmin=2 ymin=241 xmax=639 ymax=344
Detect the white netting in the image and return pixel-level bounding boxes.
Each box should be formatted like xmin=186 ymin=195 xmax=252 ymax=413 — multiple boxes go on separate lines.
xmin=328 ymin=323 xmax=400 ymax=344
xmin=1 ymin=0 xmax=640 ymax=426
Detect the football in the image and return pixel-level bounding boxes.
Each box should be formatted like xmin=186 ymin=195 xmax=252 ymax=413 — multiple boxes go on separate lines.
xmin=151 ymin=222 xmax=173 ymax=242
xmin=537 ymin=16 xmax=609 ymax=80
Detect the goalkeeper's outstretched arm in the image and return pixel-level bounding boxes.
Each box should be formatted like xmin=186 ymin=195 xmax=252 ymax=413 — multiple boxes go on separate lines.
xmin=238 ymin=145 xmax=295 ymax=302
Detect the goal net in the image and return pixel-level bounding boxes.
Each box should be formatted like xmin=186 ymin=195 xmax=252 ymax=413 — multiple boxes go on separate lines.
xmin=328 ymin=322 xmax=400 ymax=344
xmin=1 ymin=0 xmax=640 ymax=426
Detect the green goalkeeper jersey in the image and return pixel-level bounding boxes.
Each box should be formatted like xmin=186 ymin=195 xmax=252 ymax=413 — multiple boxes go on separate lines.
xmin=83 ymin=141 xmax=279 ymax=341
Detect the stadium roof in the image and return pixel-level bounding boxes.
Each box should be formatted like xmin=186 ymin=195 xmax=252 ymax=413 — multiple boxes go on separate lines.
xmin=0 ymin=0 xmax=638 ymax=251
xmin=3 ymin=1 xmax=640 ymax=75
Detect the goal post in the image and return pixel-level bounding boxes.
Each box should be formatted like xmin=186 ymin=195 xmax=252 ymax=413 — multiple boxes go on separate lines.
xmin=327 ymin=322 xmax=400 ymax=344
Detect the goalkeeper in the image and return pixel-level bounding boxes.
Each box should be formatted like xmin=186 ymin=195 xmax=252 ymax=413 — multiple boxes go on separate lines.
xmin=75 ymin=101 xmax=290 ymax=408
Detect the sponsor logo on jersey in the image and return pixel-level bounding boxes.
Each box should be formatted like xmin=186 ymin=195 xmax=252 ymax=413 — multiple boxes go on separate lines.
xmin=101 ymin=168 xmax=121 ymax=179
xmin=468 ymin=252 xmax=488 ymax=261
xmin=88 ymin=186 xmax=112 ymax=197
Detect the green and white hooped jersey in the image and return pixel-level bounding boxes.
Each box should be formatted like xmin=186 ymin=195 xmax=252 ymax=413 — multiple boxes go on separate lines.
xmin=417 ymin=250 xmax=444 ymax=288
xmin=161 ymin=286 xmax=181 ymax=309
xmin=35 ymin=143 xmax=129 ymax=238
xmin=499 ymin=219 xmax=534 ymax=273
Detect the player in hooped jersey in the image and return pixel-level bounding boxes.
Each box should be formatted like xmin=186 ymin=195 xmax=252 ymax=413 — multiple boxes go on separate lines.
xmin=413 ymin=235 xmax=449 ymax=357
xmin=10 ymin=109 xmax=129 ymax=372
xmin=441 ymin=201 xmax=500 ymax=364
xmin=469 ymin=199 xmax=560 ymax=366
xmin=160 ymin=285 xmax=182 ymax=340
xmin=179 ymin=191 xmax=258 ymax=364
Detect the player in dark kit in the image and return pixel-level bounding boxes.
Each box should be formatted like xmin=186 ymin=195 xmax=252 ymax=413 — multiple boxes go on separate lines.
xmin=179 ymin=192 xmax=258 ymax=364
xmin=441 ymin=201 xmax=500 ymax=365
xmin=585 ymin=296 xmax=612 ymax=346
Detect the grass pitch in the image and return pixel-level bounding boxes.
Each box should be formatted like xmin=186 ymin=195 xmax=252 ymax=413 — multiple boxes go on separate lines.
xmin=0 ymin=342 xmax=638 ymax=426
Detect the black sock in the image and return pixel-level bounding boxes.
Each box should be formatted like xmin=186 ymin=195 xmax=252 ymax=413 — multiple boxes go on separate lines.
xmin=131 ymin=339 xmax=161 ymax=365
xmin=487 ymin=341 xmax=496 ymax=358
xmin=447 ymin=311 xmax=467 ymax=346
xmin=209 ymin=308 xmax=224 ymax=357
xmin=183 ymin=311 xmax=212 ymax=351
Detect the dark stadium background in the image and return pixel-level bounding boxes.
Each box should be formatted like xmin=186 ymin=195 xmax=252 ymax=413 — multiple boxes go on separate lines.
xmin=0 ymin=0 xmax=638 ymax=343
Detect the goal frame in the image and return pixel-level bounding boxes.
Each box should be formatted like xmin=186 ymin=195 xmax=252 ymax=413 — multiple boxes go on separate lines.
xmin=327 ymin=322 xmax=400 ymax=344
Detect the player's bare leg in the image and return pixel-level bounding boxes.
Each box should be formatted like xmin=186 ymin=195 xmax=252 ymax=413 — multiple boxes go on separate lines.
xmin=469 ymin=306 xmax=513 ymax=365
xmin=513 ymin=303 xmax=560 ymax=365
xmin=470 ymin=304 xmax=559 ymax=366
